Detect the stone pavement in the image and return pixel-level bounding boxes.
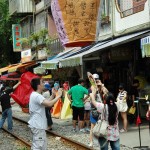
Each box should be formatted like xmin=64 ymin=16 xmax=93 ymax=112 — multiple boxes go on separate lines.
xmin=119 ymin=123 xmax=150 ymax=148
xmin=10 ymin=104 xmax=150 ymax=149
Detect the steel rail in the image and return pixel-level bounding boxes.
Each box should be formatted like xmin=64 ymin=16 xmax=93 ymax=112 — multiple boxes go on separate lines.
xmin=12 ymin=115 xmax=93 ymax=150
xmin=2 ymin=127 xmax=31 ymax=148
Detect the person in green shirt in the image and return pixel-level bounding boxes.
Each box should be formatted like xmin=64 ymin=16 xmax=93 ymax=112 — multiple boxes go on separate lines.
xmin=67 ymin=79 xmax=88 ymax=132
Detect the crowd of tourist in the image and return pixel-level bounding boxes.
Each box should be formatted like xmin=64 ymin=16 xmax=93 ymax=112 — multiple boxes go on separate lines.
xmin=0 ymin=73 xmax=149 ymax=150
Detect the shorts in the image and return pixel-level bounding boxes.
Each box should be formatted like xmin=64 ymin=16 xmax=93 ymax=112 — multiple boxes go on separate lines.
xmin=118 ymin=102 xmax=128 ymax=112
xmin=90 ymin=113 xmax=98 ymax=124
xmin=84 ymin=110 xmax=90 ymax=113
xmin=31 ymin=128 xmax=47 ymax=150
xmin=72 ymin=106 xmax=84 ymax=121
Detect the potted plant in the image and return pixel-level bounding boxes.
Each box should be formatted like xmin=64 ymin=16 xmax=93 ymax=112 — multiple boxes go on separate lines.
xmin=39 ymin=28 xmax=48 ymax=43
xmin=101 ymin=13 xmax=109 ymax=25
xmin=20 ymin=38 xmax=30 ymax=50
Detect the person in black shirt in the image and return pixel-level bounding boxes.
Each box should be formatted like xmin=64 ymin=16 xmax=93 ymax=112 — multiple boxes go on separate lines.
xmin=0 ymin=81 xmax=20 ymax=131
xmin=130 ymin=79 xmax=140 ymax=107
xmin=129 ymin=79 xmax=140 ymax=124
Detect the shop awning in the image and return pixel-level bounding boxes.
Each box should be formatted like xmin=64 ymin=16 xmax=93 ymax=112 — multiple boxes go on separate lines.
xmin=0 ymin=64 xmax=19 ymax=75
xmin=59 ymin=41 xmax=108 ymax=67
xmin=0 ymin=72 xmax=21 ymax=80
xmin=41 ymin=47 xmax=80 ymax=69
xmin=33 ymin=66 xmax=46 ymax=74
xmin=8 ymin=61 xmax=36 ymax=73
xmin=60 ymin=30 xmax=150 ymax=68
xmin=41 ymin=59 xmax=59 ymax=69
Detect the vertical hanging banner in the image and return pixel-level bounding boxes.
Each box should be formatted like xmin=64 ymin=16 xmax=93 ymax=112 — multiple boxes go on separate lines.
xmin=51 ymin=0 xmax=101 ymax=47
xmin=141 ymin=36 xmax=150 ymax=58
xmin=12 ymin=24 xmax=22 ymax=52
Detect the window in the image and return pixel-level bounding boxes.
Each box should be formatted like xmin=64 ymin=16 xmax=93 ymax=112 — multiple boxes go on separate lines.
xmin=101 ymin=0 xmax=111 ymax=25
xmin=115 ymin=0 xmax=147 ymax=18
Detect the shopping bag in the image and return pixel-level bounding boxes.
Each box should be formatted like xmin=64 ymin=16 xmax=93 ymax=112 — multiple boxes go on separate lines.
xmin=128 ymin=106 xmax=136 ymax=115
xmin=93 ymin=119 xmax=108 ymax=138
xmin=93 ymin=104 xmax=108 ymax=138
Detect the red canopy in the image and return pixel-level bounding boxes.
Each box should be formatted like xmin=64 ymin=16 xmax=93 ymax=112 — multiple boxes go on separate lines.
xmin=0 ymin=72 xmax=21 ymax=81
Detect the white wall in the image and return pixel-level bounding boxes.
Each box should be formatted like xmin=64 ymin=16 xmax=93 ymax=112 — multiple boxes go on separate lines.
xmin=114 ymin=1 xmax=150 ymax=34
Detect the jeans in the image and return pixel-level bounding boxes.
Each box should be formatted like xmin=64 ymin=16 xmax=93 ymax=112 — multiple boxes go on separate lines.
xmin=98 ymin=137 xmax=120 ymax=150
xmin=45 ymin=107 xmax=53 ymax=127
xmin=0 ymin=108 xmax=13 ymax=130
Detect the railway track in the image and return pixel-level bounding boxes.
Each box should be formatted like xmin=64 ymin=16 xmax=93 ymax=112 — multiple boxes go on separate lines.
xmin=0 ymin=112 xmax=93 ymax=150
xmin=1 ymin=127 xmax=30 ymax=150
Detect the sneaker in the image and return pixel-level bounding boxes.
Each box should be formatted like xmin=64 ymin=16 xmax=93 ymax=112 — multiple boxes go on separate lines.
xmin=85 ymin=128 xmax=90 ymax=132
xmin=120 ymin=128 xmax=127 ymax=133
xmin=79 ymin=128 xmax=86 ymax=133
xmin=88 ymin=142 xmax=93 ymax=147
xmin=72 ymin=128 xmax=77 ymax=132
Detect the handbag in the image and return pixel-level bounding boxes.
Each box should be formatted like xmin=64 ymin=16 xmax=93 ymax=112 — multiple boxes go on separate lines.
xmin=128 ymin=106 xmax=136 ymax=115
xmin=92 ymin=104 xmax=108 ymax=138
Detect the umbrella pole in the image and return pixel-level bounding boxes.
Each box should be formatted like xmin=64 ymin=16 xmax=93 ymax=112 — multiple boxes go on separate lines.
xmin=133 ymin=99 xmax=149 ymax=149
xmin=137 ymin=101 xmax=141 ymax=147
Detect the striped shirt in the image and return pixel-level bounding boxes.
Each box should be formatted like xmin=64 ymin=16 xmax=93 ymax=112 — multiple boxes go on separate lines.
xmin=117 ymin=90 xmax=127 ymax=103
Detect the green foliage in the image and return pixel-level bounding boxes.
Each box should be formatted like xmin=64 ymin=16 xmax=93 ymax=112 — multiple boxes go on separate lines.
xmin=17 ymin=147 xmax=29 ymax=150
xmin=0 ymin=0 xmax=20 ymax=67
xmin=39 ymin=28 xmax=48 ymax=42
xmin=30 ymin=32 xmax=40 ymax=46
xmin=19 ymin=38 xmax=30 ymax=49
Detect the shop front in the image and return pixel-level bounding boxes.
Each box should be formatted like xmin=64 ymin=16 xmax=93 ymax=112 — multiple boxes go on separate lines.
xmin=59 ymin=30 xmax=150 ymax=118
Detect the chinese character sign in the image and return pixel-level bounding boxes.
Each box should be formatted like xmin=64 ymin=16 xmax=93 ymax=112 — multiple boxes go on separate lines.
xmin=12 ymin=24 xmax=22 ymax=52
xmin=51 ymin=0 xmax=101 ymax=47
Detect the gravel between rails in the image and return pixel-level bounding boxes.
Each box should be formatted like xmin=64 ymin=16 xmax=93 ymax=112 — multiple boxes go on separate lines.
xmin=0 ymin=105 xmax=135 ymax=150
xmin=0 ymin=129 xmax=29 ymax=150
xmin=1 ymin=116 xmax=80 ymax=150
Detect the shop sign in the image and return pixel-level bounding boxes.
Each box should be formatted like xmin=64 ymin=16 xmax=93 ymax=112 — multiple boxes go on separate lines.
xmin=21 ymin=49 xmax=31 ymax=63
xmin=12 ymin=24 xmax=22 ymax=52
xmin=38 ymin=49 xmax=47 ymax=60
xmin=141 ymin=36 xmax=150 ymax=58
xmin=109 ymin=46 xmax=132 ymax=62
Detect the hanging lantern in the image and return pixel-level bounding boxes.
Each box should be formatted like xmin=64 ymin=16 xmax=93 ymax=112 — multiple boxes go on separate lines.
xmin=51 ymin=0 xmax=101 ymax=47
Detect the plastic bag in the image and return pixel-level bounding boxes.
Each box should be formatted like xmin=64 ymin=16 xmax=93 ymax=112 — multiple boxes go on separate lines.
xmin=128 ymin=106 xmax=136 ymax=115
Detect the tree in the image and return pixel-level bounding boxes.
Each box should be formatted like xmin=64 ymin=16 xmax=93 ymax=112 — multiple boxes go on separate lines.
xmin=0 ymin=0 xmax=20 ymax=67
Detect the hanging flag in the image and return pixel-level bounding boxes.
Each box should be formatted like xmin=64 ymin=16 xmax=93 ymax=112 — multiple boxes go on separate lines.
xmin=51 ymin=0 xmax=101 ymax=47
xmin=60 ymin=92 xmax=72 ymax=119
xmin=136 ymin=115 xmax=141 ymax=126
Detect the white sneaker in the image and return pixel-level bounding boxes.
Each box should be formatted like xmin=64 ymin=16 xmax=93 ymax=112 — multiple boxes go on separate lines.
xmin=79 ymin=128 xmax=86 ymax=133
xmin=119 ymin=128 xmax=127 ymax=133
xmin=85 ymin=128 xmax=90 ymax=132
xmin=72 ymin=128 xmax=77 ymax=132
xmin=89 ymin=142 xmax=93 ymax=147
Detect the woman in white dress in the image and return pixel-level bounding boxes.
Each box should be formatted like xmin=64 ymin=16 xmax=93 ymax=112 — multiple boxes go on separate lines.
xmin=116 ymin=84 xmax=128 ymax=132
